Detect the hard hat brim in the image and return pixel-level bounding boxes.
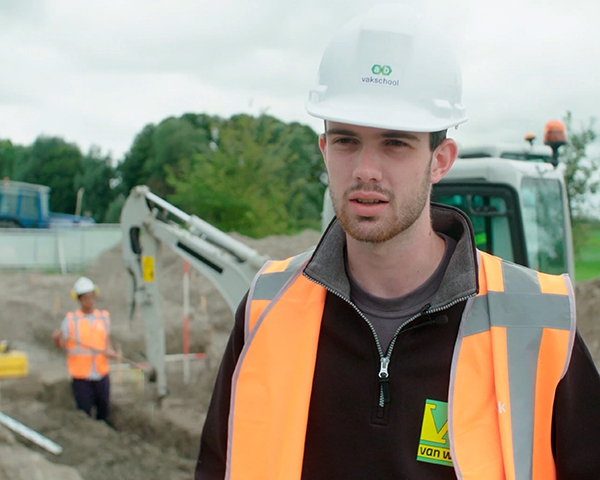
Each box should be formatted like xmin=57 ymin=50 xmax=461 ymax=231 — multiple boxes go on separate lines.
xmin=306 ymin=94 xmax=468 ymax=133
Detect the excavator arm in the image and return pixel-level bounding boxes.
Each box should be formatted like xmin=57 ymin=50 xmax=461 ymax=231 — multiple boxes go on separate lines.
xmin=120 ymin=185 xmax=269 ymax=399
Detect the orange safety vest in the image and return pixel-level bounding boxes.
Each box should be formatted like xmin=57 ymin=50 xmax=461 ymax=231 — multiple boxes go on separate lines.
xmin=226 ymin=251 xmax=575 ymax=480
xmin=65 ymin=309 xmax=111 ymax=379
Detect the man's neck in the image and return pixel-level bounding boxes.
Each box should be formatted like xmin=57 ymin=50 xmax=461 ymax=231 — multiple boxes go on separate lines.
xmin=345 ymin=217 xmax=446 ymax=298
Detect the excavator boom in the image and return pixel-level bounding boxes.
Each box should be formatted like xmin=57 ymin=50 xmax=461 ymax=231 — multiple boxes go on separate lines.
xmin=120 ymin=185 xmax=269 ymax=399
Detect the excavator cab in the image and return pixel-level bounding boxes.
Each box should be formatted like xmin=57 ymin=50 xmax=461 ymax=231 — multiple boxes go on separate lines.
xmin=432 ymin=148 xmax=573 ymax=277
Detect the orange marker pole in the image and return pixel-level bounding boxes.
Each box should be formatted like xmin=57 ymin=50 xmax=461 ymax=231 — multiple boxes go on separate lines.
xmin=183 ymin=260 xmax=191 ymax=384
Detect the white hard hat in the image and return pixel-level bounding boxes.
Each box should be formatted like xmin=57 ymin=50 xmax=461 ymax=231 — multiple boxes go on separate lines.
xmin=306 ymin=4 xmax=468 ymax=132
xmin=72 ymin=276 xmax=97 ymax=296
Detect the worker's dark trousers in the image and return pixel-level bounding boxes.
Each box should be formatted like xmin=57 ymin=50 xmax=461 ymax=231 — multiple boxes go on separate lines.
xmin=71 ymin=375 xmax=110 ymax=421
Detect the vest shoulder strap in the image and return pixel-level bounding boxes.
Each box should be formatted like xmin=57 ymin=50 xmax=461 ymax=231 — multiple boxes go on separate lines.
xmin=245 ymin=250 xmax=314 ymax=338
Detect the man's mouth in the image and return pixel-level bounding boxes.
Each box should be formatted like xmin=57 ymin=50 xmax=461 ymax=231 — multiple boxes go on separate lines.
xmin=355 ymin=199 xmax=384 ymax=204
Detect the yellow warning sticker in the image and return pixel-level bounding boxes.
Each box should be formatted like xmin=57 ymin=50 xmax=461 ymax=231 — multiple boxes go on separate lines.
xmin=141 ymin=256 xmax=155 ymax=283
xmin=417 ymin=399 xmax=453 ymax=467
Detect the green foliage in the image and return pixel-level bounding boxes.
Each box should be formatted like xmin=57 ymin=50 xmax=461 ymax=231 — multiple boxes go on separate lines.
xmin=74 ymin=146 xmax=117 ymax=222
xmin=117 ymin=113 xmax=219 ymax=198
xmin=279 ymin=122 xmax=327 ymax=231
xmin=117 ymin=124 xmax=156 ymax=197
xmin=0 ymin=139 xmax=27 ymax=179
xmin=15 ymin=136 xmax=84 ymax=214
xmin=104 ymin=194 xmax=126 ymax=223
xmin=167 ymin=114 xmax=324 ymax=237
xmin=560 ymin=111 xmax=599 ymax=221
xmin=574 ymin=219 xmax=600 ymax=281
xmin=571 ymin=217 xmax=593 ymax=259
xmin=147 ymin=117 xmax=209 ymax=197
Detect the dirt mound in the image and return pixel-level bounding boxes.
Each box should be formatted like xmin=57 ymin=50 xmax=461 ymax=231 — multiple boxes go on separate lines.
xmin=0 ymin=423 xmax=83 ymax=480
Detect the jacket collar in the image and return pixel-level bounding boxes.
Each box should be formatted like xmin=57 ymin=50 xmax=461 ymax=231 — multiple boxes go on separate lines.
xmin=303 ymin=203 xmax=479 ymax=311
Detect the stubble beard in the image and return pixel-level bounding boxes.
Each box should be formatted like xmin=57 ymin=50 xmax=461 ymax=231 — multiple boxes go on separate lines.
xmin=331 ymin=161 xmax=432 ymax=244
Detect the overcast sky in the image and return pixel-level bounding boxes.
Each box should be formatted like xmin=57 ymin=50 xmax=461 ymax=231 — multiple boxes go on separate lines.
xmin=1 ymin=0 xmax=599 ymax=162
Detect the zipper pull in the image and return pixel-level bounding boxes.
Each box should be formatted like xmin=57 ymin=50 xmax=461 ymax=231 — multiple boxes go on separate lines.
xmin=421 ymin=303 xmax=431 ymax=320
xmin=379 ymin=357 xmax=390 ymax=378
xmin=379 ymin=357 xmax=391 ymax=403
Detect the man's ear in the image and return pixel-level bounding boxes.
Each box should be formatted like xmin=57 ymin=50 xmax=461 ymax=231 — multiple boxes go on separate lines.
xmin=430 ymin=138 xmax=458 ymax=184
xmin=319 ymin=133 xmax=327 ymax=165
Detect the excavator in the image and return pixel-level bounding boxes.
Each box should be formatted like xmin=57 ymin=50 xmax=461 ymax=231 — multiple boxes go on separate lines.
xmin=120 ymin=120 xmax=574 ymax=400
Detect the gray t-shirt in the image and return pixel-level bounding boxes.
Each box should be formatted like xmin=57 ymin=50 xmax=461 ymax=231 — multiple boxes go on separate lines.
xmin=348 ymin=234 xmax=457 ymax=353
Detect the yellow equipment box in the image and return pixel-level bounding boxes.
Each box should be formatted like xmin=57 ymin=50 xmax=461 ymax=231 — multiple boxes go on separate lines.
xmin=0 ymin=351 xmax=29 ymax=379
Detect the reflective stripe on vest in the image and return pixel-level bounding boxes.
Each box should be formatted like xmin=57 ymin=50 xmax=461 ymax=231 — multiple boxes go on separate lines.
xmin=65 ymin=309 xmax=110 ymax=379
xmin=227 ymin=250 xmax=575 ymax=480
xmin=449 ymin=251 xmax=574 ymax=480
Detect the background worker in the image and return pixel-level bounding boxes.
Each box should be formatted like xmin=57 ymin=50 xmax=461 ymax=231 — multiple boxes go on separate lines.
xmin=196 ymin=4 xmax=600 ymax=479
xmin=52 ymin=276 xmax=117 ymax=424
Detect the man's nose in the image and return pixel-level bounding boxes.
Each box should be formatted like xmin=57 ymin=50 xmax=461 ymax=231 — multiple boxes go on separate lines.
xmin=353 ymin=147 xmax=383 ymax=183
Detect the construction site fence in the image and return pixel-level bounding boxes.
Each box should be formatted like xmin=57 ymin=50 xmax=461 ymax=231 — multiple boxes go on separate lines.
xmin=0 ymin=224 xmax=122 ymax=273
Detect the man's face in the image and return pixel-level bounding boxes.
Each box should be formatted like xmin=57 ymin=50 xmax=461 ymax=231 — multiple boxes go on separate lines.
xmin=320 ymin=122 xmax=436 ymax=244
xmin=78 ymin=292 xmax=95 ymax=311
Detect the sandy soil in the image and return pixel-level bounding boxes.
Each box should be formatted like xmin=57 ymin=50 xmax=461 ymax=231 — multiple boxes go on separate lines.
xmin=0 ymin=228 xmax=599 ymax=479
xmin=0 ymin=230 xmax=321 ymax=479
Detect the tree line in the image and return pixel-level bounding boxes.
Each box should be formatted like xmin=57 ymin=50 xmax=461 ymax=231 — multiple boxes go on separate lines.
xmin=0 ymin=113 xmax=326 ymax=238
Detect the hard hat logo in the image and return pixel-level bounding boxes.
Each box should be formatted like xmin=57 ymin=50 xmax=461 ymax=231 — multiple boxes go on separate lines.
xmin=371 ymin=65 xmax=392 ymax=76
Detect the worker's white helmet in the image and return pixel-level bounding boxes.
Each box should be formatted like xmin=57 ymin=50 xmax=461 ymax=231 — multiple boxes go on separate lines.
xmin=72 ymin=276 xmax=98 ymax=298
xmin=306 ymin=4 xmax=468 ymax=132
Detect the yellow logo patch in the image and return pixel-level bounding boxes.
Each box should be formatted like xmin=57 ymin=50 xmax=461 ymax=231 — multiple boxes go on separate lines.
xmin=417 ymin=399 xmax=453 ymax=467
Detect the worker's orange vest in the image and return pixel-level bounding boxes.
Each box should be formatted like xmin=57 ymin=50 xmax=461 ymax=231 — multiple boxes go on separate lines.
xmin=65 ymin=309 xmax=110 ymax=379
xmin=226 ymin=251 xmax=575 ymax=480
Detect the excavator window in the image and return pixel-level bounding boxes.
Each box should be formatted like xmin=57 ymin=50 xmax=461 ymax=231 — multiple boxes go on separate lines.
xmin=521 ymin=178 xmax=566 ymax=275
xmin=432 ymin=184 xmax=527 ymax=268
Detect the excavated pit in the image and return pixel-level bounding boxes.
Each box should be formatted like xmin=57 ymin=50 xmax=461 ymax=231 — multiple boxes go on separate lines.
xmin=0 ymin=230 xmax=321 ymax=479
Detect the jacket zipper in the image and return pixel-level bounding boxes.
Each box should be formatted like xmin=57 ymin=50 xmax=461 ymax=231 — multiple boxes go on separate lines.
xmin=378 ymin=295 xmax=475 ymax=407
xmin=303 ymin=273 xmax=475 ymax=410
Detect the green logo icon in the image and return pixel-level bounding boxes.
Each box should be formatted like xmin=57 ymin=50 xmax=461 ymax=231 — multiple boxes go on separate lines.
xmin=371 ymin=64 xmax=392 ymax=76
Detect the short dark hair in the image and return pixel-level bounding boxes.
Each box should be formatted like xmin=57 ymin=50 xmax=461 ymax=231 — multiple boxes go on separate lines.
xmin=429 ymin=130 xmax=447 ymax=151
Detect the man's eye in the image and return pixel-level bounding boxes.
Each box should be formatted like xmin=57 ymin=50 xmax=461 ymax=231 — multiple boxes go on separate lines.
xmin=386 ymin=139 xmax=407 ymax=147
xmin=333 ymin=137 xmax=356 ymax=145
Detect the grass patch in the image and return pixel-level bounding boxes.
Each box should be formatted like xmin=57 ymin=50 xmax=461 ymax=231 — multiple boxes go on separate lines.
xmin=575 ymin=222 xmax=600 ymax=282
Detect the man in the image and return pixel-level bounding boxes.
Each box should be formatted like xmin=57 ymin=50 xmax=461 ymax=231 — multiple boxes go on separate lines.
xmin=196 ymin=4 xmax=600 ymax=479
xmin=52 ymin=276 xmax=116 ymax=424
